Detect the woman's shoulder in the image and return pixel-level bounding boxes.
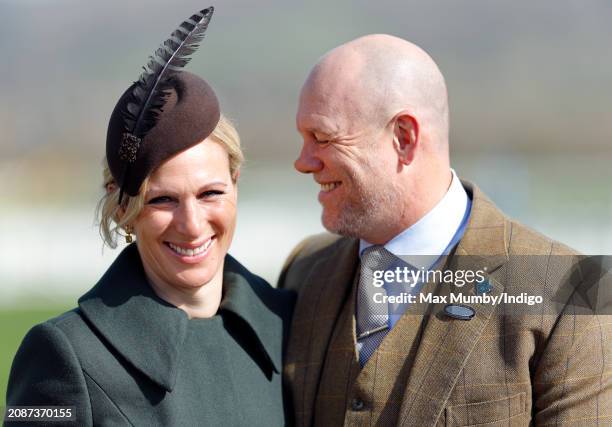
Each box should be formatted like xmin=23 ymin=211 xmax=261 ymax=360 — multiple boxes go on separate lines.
xmin=9 ymin=308 xmax=99 ymax=385
xmin=6 ymin=309 xmax=93 ymax=420
xmin=16 ymin=308 xmax=82 ymax=350
xmin=11 ymin=306 xmax=114 ymax=384
xmin=25 ymin=308 xmax=94 ymax=347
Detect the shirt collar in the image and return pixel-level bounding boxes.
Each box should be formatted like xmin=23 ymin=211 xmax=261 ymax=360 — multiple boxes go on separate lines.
xmin=359 ymin=169 xmax=471 ymax=267
xmin=79 ymin=244 xmax=287 ymax=392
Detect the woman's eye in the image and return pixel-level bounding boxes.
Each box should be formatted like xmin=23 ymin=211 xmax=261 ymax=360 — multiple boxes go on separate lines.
xmin=147 ymin=196 xmax=173 ymax=204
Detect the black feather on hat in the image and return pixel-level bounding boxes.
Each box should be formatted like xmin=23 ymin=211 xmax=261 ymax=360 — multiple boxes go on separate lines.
xmin=106 ymin=7 xmax=221 ymax=202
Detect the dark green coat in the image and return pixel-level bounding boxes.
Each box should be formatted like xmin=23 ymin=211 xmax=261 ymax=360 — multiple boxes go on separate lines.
xmin=6 ymin=245 xmax=295 ymax=426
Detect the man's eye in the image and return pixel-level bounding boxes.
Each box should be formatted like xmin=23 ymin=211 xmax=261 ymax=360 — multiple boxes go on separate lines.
xmin=199 ymin=190 xmax=224 ymax=199
xmin=315 ymin=139 xmax=330 ymax=145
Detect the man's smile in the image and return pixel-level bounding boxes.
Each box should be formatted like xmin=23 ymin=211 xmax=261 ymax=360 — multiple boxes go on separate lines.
xmin=320 ymin=181 xmax=341 ymax=192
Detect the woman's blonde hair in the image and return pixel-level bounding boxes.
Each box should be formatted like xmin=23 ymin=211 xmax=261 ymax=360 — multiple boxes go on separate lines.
xmin=97 ymin=114 xmax=243 ymax=248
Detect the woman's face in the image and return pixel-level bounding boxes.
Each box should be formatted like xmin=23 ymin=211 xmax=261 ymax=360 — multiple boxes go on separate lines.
xmin=133 ymin=139 xmax=237 ymax=292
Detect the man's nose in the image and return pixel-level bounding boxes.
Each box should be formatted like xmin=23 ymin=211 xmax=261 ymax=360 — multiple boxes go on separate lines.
xmin=175 ymin=199 xmax=203 ymax=238
xmin=294 ymin=143 xmax=323 ymax=174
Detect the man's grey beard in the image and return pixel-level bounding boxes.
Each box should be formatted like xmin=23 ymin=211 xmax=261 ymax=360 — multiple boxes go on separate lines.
xmin=322 ymin=183 xmax=401 ymax=239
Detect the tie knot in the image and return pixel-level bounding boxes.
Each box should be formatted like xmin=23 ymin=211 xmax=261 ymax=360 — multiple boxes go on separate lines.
xmin=361 ymin=245 xmax=395 ymax=271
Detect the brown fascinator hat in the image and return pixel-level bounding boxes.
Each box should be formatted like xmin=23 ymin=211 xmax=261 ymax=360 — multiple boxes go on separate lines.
xmin=105 ymin=7 xmax=220 ymax=201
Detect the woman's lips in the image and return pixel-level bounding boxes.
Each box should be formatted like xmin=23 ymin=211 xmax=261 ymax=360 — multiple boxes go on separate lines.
xmin=164 ymin=237 xmax=215 ymax=263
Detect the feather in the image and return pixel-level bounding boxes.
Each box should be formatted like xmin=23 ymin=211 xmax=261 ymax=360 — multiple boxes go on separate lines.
xmin=122 ymin=7 xmax=214 ymax=138
xmin=117 ymin=7 xmax=214 ymax=203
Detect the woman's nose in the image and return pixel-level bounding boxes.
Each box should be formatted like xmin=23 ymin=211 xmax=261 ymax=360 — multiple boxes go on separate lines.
xmin=174 ymin=199 xmax=203 ymax=238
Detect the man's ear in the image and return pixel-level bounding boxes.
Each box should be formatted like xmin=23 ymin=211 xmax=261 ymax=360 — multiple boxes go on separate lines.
xmin=393 ymin=113 xmax=419 ymax=165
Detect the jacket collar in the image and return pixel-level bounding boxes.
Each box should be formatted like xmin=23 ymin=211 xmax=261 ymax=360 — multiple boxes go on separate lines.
xmin=78 ymin=244 xmax=282 ymax=392
xmin=454 ymin=180 xmax=509 ymax=267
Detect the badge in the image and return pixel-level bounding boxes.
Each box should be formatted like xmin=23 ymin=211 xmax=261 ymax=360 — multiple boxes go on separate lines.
xmin=444 ymin=304 xmax=475 ymax=320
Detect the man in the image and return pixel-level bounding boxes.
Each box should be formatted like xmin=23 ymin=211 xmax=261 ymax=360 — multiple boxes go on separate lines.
xmin=279 ymin=34 xmax=610 ymax=426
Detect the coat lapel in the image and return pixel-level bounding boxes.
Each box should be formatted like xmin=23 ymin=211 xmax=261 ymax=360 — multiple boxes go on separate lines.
xmin=78 ymin=244 xmax=190 ymax=392
xmin=397 ymin=182 xmax=510 ymax=426
xmin=286 ymin=237 xmax=359 ymax=427
xmin=221 ymin=255 xmax=292 ymax=374
xmin=78 ymin=246 xmax=282 ymax=393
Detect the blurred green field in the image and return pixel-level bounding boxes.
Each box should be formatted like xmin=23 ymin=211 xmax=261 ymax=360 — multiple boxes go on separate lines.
xmin=0 ymin=307 xmax=71 ymax=405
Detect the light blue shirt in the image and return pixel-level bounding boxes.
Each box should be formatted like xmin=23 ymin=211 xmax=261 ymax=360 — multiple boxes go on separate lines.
xmin=359 ymin=170 xmax=472 ymax=328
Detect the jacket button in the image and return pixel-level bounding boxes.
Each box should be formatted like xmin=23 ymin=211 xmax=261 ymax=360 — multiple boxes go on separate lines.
xmin=351 ymin=398 xmax=365 ymax=411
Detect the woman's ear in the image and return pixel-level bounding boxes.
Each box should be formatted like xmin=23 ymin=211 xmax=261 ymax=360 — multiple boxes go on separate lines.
xmin=393 ymin=113 xmax=419 ymax=165
xmin=105 ymin=181 xmax=117 ymax=195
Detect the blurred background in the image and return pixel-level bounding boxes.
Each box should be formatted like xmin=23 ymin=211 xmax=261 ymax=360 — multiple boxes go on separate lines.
xmin=1 ymin=0 xmax=611 ymax=401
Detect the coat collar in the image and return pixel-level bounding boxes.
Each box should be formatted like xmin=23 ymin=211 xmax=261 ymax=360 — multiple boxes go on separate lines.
xmin=220 ymin=255 xmax=286 ymax=375
xmin=78 ymin=244 xmax=284 ymax=392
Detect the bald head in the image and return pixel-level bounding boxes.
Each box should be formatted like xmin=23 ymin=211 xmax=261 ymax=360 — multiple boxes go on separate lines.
xmin=299 ymin=34 xmax=449 ymax=152
xmin=295 ymin=35 xmax=454 ymax=242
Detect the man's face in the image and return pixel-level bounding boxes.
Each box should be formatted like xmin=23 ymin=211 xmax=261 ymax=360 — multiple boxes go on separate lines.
xmin=295 ymin=93 xmax=401 ymax=241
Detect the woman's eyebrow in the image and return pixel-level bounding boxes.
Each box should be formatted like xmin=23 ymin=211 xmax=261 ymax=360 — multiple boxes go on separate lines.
xmin=145 ymin=181 xmax=229 ymax=195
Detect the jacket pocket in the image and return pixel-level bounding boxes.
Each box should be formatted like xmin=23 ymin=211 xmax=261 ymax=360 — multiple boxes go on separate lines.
xmin=445 ymin=392 xmax=526 ymax=426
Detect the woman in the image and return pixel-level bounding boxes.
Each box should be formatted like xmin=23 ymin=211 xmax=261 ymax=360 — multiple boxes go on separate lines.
xmin=6 ymin=8 xmax=294 ymax=426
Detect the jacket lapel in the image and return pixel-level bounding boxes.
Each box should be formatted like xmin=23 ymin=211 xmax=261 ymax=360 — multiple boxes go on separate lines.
xmin=397 ymin=182 xmax=510 ymax=426
xmin=287 ymin=237 xmax=359 ymax=427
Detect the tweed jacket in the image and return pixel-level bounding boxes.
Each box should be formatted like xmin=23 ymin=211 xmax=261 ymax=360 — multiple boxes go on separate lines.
xmin=279 ymin=182 xmax=611 ymax=426
xmin=6 ymin=244 xmax=294 ymax=426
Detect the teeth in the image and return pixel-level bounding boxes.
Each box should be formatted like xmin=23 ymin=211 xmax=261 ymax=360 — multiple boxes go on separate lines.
xmin=320 ymin=182 xmax=339 ymax=192
xmin=168 ymin=239 xmax=213 ymax=257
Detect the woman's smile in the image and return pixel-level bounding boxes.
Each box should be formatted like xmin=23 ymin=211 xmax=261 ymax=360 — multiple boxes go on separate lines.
xmin=164 ymin=237 xmax=216 ymax=264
